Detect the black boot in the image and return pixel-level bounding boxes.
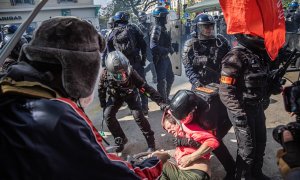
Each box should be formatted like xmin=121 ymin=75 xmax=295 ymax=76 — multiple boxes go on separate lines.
xmin=235 ymin=155 xmax=252 ymax=180
xmin=115 ymin=137 xmax=128 ymax=153
xmin=252 ymin=143 xmax=268 ymax=179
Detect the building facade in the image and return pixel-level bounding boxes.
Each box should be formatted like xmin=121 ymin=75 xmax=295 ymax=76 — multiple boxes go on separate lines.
xmin=0 ymin=0 xmax=100 ymax=31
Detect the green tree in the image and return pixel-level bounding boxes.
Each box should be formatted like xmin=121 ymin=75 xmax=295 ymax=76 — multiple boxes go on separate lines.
xmin=117 ymin=0 xmax=157 ymax=16
xmin=283 ymin=0 xmax=294 ymax=8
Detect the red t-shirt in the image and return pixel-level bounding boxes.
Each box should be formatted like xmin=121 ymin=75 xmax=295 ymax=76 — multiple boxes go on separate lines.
xmin=174 ymin=122 xmax=219 ymax=163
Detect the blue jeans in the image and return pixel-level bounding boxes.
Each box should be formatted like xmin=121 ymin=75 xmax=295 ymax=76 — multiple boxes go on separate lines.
xmin=154 ymin=56 xmax=174 ymax=102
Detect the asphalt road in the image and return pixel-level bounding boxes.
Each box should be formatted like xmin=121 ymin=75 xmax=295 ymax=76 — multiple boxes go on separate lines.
xmin=85 ymin=66 xmax=299 ymax=180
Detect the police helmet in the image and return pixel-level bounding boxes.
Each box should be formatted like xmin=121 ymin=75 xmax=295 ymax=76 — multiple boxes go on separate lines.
xmin=138 ymin=11 xmax=147 ymax=23
xmin=169 ymin=90 xmax=199 ymax=121
xmin=193 ymin=13 xmax=215 ymax=40
xmin=114 ymin=11 xmax=130 ymax=24
xmin=105 ymin=51 xmax=132 ymax=83
xmin=235 ymin=34 xmax=265 ymax=51
xmin=152 ymin=6 xmax=169 ymax=18
xmin=4 ymin=24 xmax=18 ymax=34
xmin=26 ymin=26 xmax=35 ymax=35
xmin=289 ymin=1 xmax=299 ymax=11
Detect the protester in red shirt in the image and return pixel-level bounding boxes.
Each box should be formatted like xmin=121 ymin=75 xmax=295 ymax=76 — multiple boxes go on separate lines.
xmin=156 ymin=112 xmax=219 ymax=180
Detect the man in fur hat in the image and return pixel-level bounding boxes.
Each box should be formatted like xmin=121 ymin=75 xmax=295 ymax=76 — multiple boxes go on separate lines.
xmin=0 ymin=16 xmax=168 ymax=179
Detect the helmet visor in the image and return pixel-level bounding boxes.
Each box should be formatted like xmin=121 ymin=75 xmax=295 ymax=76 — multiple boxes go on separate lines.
xmin=111 ymin=70 xmax=128 ymax=82
xmin=197 ymin=24 xmax=215 ymax=39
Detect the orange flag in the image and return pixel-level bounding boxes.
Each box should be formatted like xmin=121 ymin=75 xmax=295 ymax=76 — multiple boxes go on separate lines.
xmin=219 ymin=0 xmax=286 ymax=60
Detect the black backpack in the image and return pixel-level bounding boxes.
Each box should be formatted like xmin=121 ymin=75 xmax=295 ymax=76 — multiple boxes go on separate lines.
xmin=193 ymin=83 xmax=229 ymax=131
xmin=113 ymin=25 xmax=137 ymax=57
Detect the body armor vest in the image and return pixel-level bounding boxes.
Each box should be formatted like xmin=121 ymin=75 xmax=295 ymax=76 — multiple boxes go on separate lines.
xmin=192 ymin=37 xmax=225 ymax=84
xmin=236 ymin=47 xmax=269 ymax=101
xmin=104 ymin=74 xmax=135 ymax=98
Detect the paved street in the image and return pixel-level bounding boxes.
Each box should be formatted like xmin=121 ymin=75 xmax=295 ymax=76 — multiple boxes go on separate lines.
xmin=85 ymin=66 xmax=299 ymax=180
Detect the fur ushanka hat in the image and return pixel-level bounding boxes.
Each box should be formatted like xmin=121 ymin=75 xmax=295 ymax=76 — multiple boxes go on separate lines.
xmin=19 ymin=16 xmax=105 ymax=99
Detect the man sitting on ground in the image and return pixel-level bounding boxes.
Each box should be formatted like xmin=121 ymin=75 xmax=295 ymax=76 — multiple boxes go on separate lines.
xmin=155 ymin=111 xmax=219 ymax=180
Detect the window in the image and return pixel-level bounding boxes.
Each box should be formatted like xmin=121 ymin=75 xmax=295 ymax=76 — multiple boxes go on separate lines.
xmin=61 ymin=9 xmax=71 ymax=16
xmin=57 ymin=0 xmax=77 ymax=3
xmin=10 ymin=0 xmax=35 ymax=6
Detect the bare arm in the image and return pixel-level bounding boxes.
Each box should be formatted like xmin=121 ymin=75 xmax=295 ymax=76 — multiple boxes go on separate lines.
xmin=178 ymin=142 xmax=214 ymax=168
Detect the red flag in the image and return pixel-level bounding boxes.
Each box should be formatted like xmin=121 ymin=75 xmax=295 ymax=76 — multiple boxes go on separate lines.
xmin=219 ymin=0 xmax=286 ymax=60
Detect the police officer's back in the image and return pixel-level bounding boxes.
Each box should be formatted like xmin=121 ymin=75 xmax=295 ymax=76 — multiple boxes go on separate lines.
xmin=105 ymin=11 xmax=147 ymax=66
xmin=182 ymin=13 xmax=231 ymax=90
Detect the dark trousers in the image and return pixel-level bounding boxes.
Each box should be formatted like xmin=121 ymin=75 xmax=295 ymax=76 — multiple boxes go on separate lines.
xmin=144 ymin=47 xmax=157 ymax=82
xmin=132 ymin=63 xmax=148 ymax=111
xmin=228 ymin=104 xmax=266 ymax=179
xmin=154 ymin=56 xmax=174 ymax=102
xmin=104 ymin=92 xmax=155 ymax=147
xmin=213 ymin=117 xmax=236 ymax=177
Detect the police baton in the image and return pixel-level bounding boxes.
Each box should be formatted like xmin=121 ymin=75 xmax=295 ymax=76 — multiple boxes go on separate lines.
xmin=0 ymin=0 xmax=48 ymax=65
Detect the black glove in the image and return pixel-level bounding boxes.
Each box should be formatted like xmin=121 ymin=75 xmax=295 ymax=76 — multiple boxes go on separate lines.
xmin=282 ymin=141 xmax=300 ymax=168
xmin=160 ymin=103 xmax=169 ymax=111
xmin=173 ymin=137 xmax=201 ymax=148
xmin=169 ymin=47 xmax=174 ymax=54
xmin=100 ymin=100 xmax=106 ymax=109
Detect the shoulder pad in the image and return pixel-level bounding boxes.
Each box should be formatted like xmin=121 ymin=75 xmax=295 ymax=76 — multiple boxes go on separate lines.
xmin=183 ymin=38 xmax=198 ymax=52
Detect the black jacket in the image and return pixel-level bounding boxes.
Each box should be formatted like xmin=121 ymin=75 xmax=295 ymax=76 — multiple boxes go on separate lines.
xmin=0 ymin=63 xmax=163 ymax=180
xmin=98 ymin=68 xmax=164 ymax=105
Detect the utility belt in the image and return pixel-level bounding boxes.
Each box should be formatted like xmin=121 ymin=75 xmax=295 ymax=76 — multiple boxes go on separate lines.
xmin=107 ymin=87 xmax=134 ymax=98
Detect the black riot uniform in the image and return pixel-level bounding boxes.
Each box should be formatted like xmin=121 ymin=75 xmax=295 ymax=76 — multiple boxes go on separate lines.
xmin=137 ymin=11 xmax=157 ymax=84
xmin=150 ymin=7 xmax=174 ymax=102
xmin=103 ymin=11 xmax=149 ymax=113
xmin=183 ymin=13 xmax=231 ymax=90
xmin=98 ymin=51 xmax=166 ymax=153
xmin=219 ymin=34 xmax=271 ymax=179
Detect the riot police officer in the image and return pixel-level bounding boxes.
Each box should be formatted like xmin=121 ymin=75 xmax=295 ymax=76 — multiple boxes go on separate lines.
xmin=98 ymin=51 xmax=167 ymax=152
xmin=168 ymin=89 xmax=236 ymax=180
xmin=0 ymin=24 xmax=28 ymax=71
xmin=219 ymin=34 xmax=273 ymax=179
xmin=150 ymin=6 xmax=174 ymax=103
xmin=103 ymin=11 xmax=149 ymax=114
xmin=286 ymin=1 xmax=300 ymax=32
xmin=183 ymin=13 xmax=231 ymax=90
xmin=137 ymin=11 xmax=157 ymax=84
